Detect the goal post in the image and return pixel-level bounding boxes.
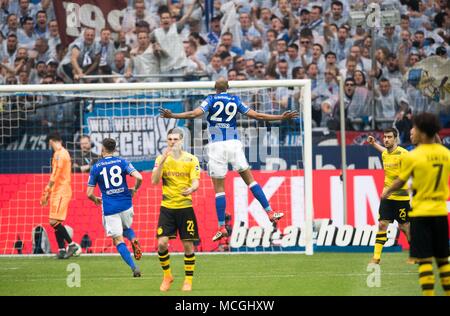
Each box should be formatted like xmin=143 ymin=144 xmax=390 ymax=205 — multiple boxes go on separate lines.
xmin=0 ymin=80 xmax=313 ymax=255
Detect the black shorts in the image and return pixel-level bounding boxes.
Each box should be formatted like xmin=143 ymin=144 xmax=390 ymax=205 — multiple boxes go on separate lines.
xmin=157 ymin=206 xmax=199 ymax=241
xmin=410 ymin=216 xmax=449 ymax=259
xmin=378 ymin=199 xmax=411 ymax=224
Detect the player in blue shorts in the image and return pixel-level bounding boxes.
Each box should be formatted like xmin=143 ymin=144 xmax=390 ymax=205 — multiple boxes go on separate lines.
xmin=160 ymin=78 xmax=299 ymax=241
xmin=87 ymin=138 xmax=143 ymax=277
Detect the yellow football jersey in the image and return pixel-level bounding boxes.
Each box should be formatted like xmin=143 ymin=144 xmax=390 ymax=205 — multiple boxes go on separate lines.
xmin=154 ymin=151 xmax=201 ymax=209
xmin=382 ymin=146 xmax=410 ymax=201
xmin=398 ymin=144 xmax=450 ymax=217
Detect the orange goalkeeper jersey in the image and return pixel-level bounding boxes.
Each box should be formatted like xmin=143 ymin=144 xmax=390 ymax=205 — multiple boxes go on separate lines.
xmin=49 ymin=147 xmax=72 ymax=195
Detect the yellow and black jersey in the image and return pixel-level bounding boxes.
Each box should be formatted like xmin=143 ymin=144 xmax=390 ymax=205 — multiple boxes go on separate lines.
xmin=398 ymin=144 xmax=450 ymax=217
xmin=154 ymin=151 xmax=201 ymax=209
xmin=382 ymin=146 xmax=409 ymax=201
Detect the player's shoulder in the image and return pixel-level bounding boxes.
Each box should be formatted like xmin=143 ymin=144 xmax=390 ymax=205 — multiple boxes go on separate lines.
xmin=182 ymin=151 xmax=199 ymax=163
xmin=61 ymin=147 xmax=71 ymax=159
xmin=396 ymin=146 xmax=409 ymax=154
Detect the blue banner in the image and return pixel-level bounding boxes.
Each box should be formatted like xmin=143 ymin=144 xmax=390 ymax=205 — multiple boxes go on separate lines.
xmin=83 ymin=96 xmax=184 ymax=171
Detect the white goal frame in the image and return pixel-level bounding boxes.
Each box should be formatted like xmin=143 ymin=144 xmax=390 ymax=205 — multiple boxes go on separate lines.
xmin=0 ymin=79 xmax=314 ymax=255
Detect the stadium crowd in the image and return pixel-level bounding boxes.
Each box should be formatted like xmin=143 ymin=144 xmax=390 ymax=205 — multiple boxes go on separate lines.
xmin=0 ymin=0 xmax=450 ymax=132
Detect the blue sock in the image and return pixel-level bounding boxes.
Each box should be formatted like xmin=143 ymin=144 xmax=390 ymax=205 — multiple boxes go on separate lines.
xmin=116 ymin=242 xmax=136 ymax=271
xmin=215 ymin=193 xmax=226 ymax=226
xmin=249 ymin=182 xmax=272 ymax=212
xmin=123 ymin=228 xmax=136 ymax=241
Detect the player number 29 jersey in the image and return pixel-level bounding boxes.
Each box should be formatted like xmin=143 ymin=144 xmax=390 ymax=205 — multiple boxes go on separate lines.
xmin=200 ymin=92 xmax=250 ymax=142
xmin=88 ymin=156 xmax=136 ymax=216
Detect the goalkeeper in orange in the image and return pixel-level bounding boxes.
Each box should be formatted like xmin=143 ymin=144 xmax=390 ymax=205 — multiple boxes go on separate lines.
xmin=40 ymin=132 xmax=79 ymax=259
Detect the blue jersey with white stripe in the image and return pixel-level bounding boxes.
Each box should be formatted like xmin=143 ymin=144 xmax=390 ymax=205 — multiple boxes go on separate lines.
xmin=88 ymin=156 xmax=136 ymax=216
xmin=200 ymin=92 xmax=250 ymax=142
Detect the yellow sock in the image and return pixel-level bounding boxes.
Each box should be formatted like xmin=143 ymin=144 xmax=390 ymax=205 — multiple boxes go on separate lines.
xmin=158 ymin=250 xmax=172 ymax=278
xmin=418 ymin=262 xmax=435 ymax=296
xmin=438 ymin=261 xmax=450 ymax=296
xmin=373 ymin=231 xmax=387 ymax=260
xmin=184 ymin=253 xmax=196 ymax=284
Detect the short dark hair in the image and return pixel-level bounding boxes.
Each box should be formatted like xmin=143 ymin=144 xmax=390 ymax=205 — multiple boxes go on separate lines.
xmin=167 ymin=127 xmax=184 ymax=139
xmin=102 ymin=138 xmax=116 ymax=153
xmin=413 ymin=112 xmax=441 ymax=138
xmin=325 ymin=51 xmax=337 ymax=58
xmin=47 ymin=132 xmax=62 ymax=143
xmin=383 ymin=127 xmax=398 ymax=138
xmin=331 ymin=1 xmax=343 ymax=8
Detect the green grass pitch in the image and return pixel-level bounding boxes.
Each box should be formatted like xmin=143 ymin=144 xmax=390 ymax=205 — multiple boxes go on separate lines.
xmin=0 ymin=252 xmax=442 ymax=296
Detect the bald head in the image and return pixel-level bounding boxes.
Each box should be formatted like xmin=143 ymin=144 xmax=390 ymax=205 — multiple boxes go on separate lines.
xmin=215 ymin=78 xmax=229 ymax=93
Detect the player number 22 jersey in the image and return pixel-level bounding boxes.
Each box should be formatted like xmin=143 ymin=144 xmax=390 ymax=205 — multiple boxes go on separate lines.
xmin=200 ymin=92 xmax=250 ymax=142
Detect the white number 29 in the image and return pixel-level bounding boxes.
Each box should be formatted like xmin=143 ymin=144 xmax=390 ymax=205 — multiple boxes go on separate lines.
xmin=210 ymin=101 xmax=238 ymax=122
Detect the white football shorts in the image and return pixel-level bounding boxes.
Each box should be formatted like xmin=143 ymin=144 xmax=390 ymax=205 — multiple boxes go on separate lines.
xmin=102 ymin=207 xmax=134 ymax=238
xmin=207 ymin=139 xmax=250 ymax=178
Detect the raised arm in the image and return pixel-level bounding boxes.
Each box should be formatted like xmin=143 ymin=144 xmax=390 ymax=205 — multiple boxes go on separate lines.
xmin=245 ymin=109 xmax=299 ymax=121
xmin=160 ymin=107 xmax=204 ymax=119
xmin=178 ymin=0 xmax=198 ymax=27
xmin=366 ymin=135 xmax=386 ymax=153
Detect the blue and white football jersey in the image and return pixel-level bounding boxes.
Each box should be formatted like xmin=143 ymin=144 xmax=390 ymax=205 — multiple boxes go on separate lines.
xmin=200 ymin=92 xmax=250 ymax=142
xmin=88 ymin=156 xmax=136 ymax=216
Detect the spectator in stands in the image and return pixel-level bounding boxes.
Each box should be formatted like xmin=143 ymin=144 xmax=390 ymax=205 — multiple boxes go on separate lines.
xmin=325 ymin=51 xmax=338 ymax=69
xmin=122 ymin=0 xmax=158 ymax=34
xmin=327 ymin=1 xmax=348 ymax=27
xmin=1 ymin=33 xmax=18 ymax=65
xmin=354 ymin=70 xmax=367 ymax=88
xmin=2 ymin=13 xmax=18 ymax=36
xmin=219 ymin=51 xmax=232 ymax=71
xmin=308 ymin=5 xmax=325 ymax=36
xmin=72 ymin=135 xmax=99 ymax=173
xmin=340 ymin=45 xmax=371 ymax=75
xmin=34 ymin=10 xmax=48 ymax=38
xmin=254 ymin=61 xmax=265 ymax=80
xmin=110 ymin=51 xmax=130 ymax=83
xmin=220 ymin=31 xmax=244 ymax=57
xmin=207 ymin=15 xmax=221 ymax=47
xmin=184 ymin=39 xmax=206 ymax=75
xmin=31 ymin=37 xmax=53 ymax=64
xmin=114 ymin=31 xmax=131 ymax=57
xmin=244 ymin=58 xmax=256 ymax=80
xmin=238 ymin=12 xmax=261 ymax=53
xmin=252 ymin=7 xmax=272 ymax=36
xmin=126 ymin=30 xmax=161 ymax=82
xmin=286 ymin=43 xmax=301 ymax=75
xmin=325 ymin=25 xmax=353 ymax=62
xmin=206 ymin=54 xmax=226 ymax=81
xmin=150 ymin=2 xmax=198 ymax=81
xmin=301 ymin=43 xmax=326 ymax=76
xmin=188 ymin=32 xmax=209 ymax=65
xmin=375 ymin=78 xmax=409 ymax=129
xmin=227 ymin=68 xmax=237 ymax=81
xmin=17 ymin=16 xmax=37 ymax=50
xmin=47 ymin=20 xmax=61 ymax=53
xmin=376 ymin=25 xmax=400 ymax=55
xmin=29 ymin=60 xmax=46 ymax=84
xmin=58 ymin=27 xmax=100 ymax=82
xmin=381 ymin=54 xmax=403 ymax=90
xmin=97 ymin=28 xmax=116 ymax=78
xmin=322 ymin=77 xmax=370 ymax=130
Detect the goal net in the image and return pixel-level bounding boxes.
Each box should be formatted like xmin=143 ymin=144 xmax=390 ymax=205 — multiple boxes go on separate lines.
xmin=0 ymin=80 xmax=313 ymax=255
